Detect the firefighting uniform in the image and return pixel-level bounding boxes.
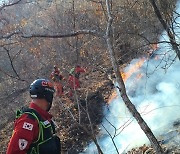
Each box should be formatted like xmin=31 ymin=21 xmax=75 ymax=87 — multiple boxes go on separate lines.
xmin=50 ymin=68 xmax=64 ymax=96
xmin=6 ymin=102 xmax=60 ymax=154
xmin=68 ymin=66 xmax=86 ymax=97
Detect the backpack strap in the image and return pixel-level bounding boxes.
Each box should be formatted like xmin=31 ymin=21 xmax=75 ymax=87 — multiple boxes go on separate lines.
xmin=69 ymin=67 xmax=75 ymax=75
xmin=16 ymin=107 xmax=43 ymax=122
xmin=16 ymin=107 xmax=56 ymax=134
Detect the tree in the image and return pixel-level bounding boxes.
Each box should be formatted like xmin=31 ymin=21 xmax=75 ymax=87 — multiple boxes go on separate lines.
xmin=0 ymin=0 xmax=177 ymax=153
xmin=105 ymin=0 xmax=164 ymax=153
xmin=149 ymin=0 xmax=180 ymax=60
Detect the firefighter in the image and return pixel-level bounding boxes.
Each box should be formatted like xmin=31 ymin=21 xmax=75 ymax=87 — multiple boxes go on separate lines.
xmin=6 ymin=79 xmax=61 ymax=154
xmin=50 ymin=65 xmax=64 ymax=97
xmin=50 ymin=65 xmax=63 ymax=82
xmin=68 ymin=65 xmax=86 ymax=97
xmin=69 ymin=65 xmax=86 ymax=79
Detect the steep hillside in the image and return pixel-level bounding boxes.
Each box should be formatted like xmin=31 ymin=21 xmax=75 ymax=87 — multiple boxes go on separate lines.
xmin=0 ymin=68 xmax=114 ymax=153
xmin=0 ymin=0 xmax=178 ymax=153
xmin=127 ymin=120 xmax=180 ymax=154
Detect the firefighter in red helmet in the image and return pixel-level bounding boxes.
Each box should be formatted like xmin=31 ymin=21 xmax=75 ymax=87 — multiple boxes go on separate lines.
xmin=68 ymin=65 xmax=86 ymax=97
xmin=50 ymin=65 xmax=64 ymax=97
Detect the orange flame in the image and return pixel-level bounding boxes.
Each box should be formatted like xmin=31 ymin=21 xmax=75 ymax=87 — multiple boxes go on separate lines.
xmin=108 ymin=44 xmax=159 ymax=104
xmin=121 ymin=58 xmax=146 ymax=82
xmin=108 ymin=90 xmax=118 ymax=104
xmin=108 ymin=58 xmax=146 ymax=104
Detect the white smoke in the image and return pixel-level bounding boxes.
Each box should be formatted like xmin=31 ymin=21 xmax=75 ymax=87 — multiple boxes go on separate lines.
xmin=82 ymin=1 xmax=180 ymax=154
xmin=83 ymin=57 xmax=180 ymax=154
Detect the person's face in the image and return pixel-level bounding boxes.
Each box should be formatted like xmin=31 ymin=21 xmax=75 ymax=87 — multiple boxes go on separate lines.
xmin=45 ymin=94 xmax=54 ymax=111
xmin=45 ymin=101 xmax=52 ymax=111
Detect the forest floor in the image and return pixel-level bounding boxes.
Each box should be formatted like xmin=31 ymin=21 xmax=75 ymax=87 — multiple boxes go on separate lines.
xmin=0 ymin=56 xmax=180 ymax=154
xmin=0 ymin=66 xmax=115 ymax=153
xmin=1 ymin=62 xmax=180 ymax=154
xmin=126 ymin=120 xmax=180 ymax=154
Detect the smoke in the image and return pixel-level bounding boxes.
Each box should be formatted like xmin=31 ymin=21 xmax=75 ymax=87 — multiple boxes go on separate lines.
xmin=83 ymin=57 xmax=180 ymax=154
xmin=82 ymin=1 xmax=180 ymax=154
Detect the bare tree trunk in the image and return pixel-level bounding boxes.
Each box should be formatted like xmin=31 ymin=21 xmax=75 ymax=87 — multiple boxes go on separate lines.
xmin=72 ymin=0 xmax=80 ymax=63
xmin=149 ymin=0 xmax=180 ymax=60
xmin=105 ymin=0 xmax=164 ymax=153
xmin=59 ymin=99 xmax=104 ymax=154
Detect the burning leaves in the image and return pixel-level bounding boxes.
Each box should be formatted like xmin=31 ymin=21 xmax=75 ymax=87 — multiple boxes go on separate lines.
xmin=121 ymin=58 xmax=146 ymax=82
xmin=107 ymin=57 xmax=146 ymax=103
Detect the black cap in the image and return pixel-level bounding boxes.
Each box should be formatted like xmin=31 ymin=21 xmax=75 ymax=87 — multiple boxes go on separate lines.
xmin=29 ymin=79 xmax=55 ymax=107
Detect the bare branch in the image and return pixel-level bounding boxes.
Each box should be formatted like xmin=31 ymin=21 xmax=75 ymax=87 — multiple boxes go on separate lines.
xmin=0 ymin=87 xmax=29 ymax=101
xmin=101 ymin=123 xmax=119 ymax=154
xmin=4 ymin=47 xmax=21 ymax=79
xmin=0 ymin=47 xmax=26 ymax=82
xmin=0 ymin=42 xmax=19 ymax=47
xmin=21 ymin=30 xmax=104 ymax=39
xmin=0 ymin=0 xmax=22 ymax=11
xmin=0 ymin=31 xmax=21 ymax=40
xmin=105 ymin=0 xmax=164 ymax=153
xmin=86 ymin=0 xmax=104 ymax=4
xmin=58 ymin=99 xmax=104 ymax=154
xmin=149 ymin=0 xmax=180 ymax=60
xmin=0 ymin=66 xmax=26 ymax=82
